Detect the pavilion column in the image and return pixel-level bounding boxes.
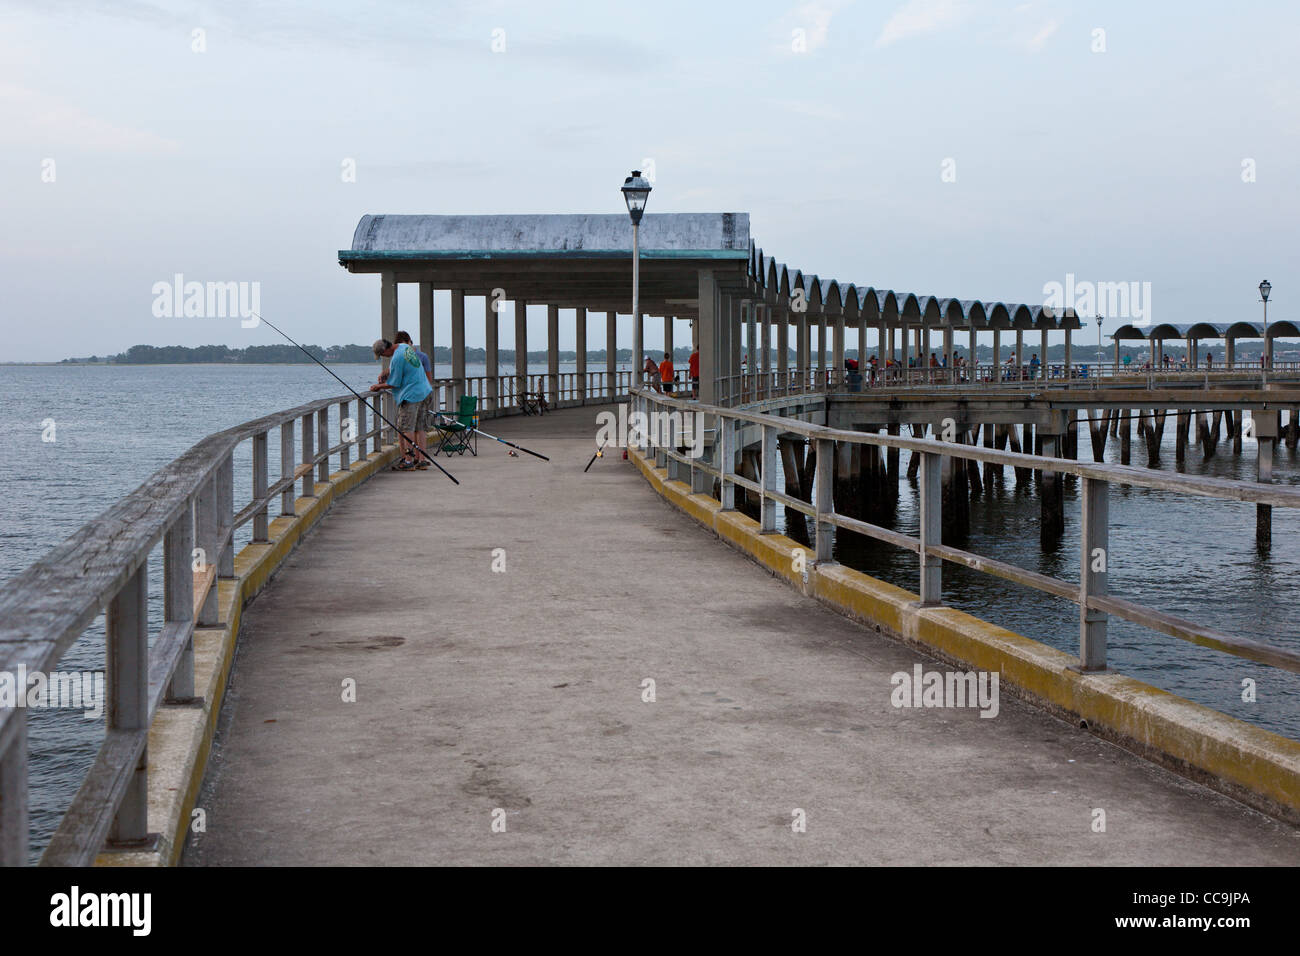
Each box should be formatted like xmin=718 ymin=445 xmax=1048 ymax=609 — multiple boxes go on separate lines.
xmin=575 ymin=307 xmax=588 ymax=404
xmin=878 ymin=320 xmax=887 ymax=365
xmin=969 ymin=326 xmax=977 ymax=381
xmin=1114 ymin=338 xmax=1120 ymax=369
xmin=728 ymin=297 xmax=742 ymax=404
xmin=901 ymin=322 xmax=910 ymax=380
xmin=943 ymin=328 xmax=954 ymax=375
xmin=1155 ymin=338 xmax=1163 ymax=367
xmin=745 ymin=299 xmax=757 ymax=398
xmin=777 ymin=309 xmax=789 ymax=394
xmin=547 ymin=304 xmax=559 ymax=406
xmin=993 ymin=329 xmax=1002 ymax=383
xmin=606 ymin=311 xmax=617 ymax=398
xmin=380 ymin=271 xmax=398 ymax=373
xmin=1015 ymin=330 xmax=1024 ymax=378
xmin=1226 ymin=337 xmax=1236 ymax=368
xmin=1041 ymin=329 xmax=1049 ymax=379
xmin=484 ymin=295 xmax=499 ymax=413
xmin=698 ymin=271 xmax=719 ymax=405
xmin=663 ymin=314 xmax=673 ymax=391
xmin=817 ymin=316 xmax=829 ymax=388
xmin=796 ymin=312 xmax=810 ymax=392
xmin=1187 ymin=333 xmax=1195 ymax=369
xmin=451 ymin=290 xmax=466 ymax=407
xmin=514 ymin=300 xmax=528 ymax=410
xmin=1064 ymin=328 xmax=1072 ymax=379
xmin=418 ymin=280 xmax=435 ymax=386
xmin=833 ymin=314 xmax=845 ymax=387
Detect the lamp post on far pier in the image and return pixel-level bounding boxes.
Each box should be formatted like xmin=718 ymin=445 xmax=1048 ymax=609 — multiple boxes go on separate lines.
xmin=622 ymin=170 xmax=652 ymax=391
xmin=1259 ymin=279 xmax=1271 ymax=387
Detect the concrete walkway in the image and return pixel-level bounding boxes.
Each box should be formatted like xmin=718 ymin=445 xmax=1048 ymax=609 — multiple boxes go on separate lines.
xmin=186 ymin=405 xmax=1299 ymax=865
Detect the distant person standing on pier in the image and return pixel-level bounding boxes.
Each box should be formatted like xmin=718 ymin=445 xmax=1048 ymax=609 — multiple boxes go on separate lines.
xmin=659 ymin=353 xmax=675 ymax=393
xmin=1030 ymin=353 xmax=1040 ymax=379
xmin=643 ymin=356 xmax=662 ymax=393
xmin=371 ymin=337 xmax=433 ymax=471
xmin=688 ymin=348 xmax=700 ymax=397
xmin=845 ymin=358 xmax=862 ymax=392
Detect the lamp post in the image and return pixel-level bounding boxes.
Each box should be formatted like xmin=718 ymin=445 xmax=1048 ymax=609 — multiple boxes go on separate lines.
xmin=1095 ymin=314 xmax=1103 ymax=380
xmin=1259 ymin=279 xmax=1271 ymax=387
xmin=622 ymin=170 xmax=652 ymax=392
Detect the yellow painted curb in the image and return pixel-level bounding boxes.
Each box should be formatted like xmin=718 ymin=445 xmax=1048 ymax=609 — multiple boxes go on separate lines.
xmin=630 ymin=447 xmax=1300 ymax=823
xmin=95 ymin=445 xmax=402 ymax=865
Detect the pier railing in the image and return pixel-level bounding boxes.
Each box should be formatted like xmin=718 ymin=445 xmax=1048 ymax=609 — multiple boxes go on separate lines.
xmin=0 ymin=392 xmax=395 ymax=866
xmin=631 ymin=386 xmax=1300 ymax=680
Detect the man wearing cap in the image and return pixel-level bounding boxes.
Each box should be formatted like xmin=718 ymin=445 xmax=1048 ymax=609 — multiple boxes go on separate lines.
xmin=371 ymin=337 xmax=433 ymax=471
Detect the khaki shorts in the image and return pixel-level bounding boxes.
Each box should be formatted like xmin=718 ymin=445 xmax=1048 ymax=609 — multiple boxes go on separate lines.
xmin=414 ymin=395 xmax=433 ymax=433
xmin=396 ymin=398 xmax=421 ymax=435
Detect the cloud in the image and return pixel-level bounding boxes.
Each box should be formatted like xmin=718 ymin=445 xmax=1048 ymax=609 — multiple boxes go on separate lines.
xmin=1025 ymin=18 xmax=1060 ymax=51
xmin=0 ymin=83 xmax=181 ymax=154
xmin=875 ymin=0 xmax=971 ymax=48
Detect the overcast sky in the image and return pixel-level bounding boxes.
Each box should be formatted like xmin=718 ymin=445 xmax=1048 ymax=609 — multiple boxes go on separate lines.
xmin=2 ymin=0 xmax=1297 ymax=361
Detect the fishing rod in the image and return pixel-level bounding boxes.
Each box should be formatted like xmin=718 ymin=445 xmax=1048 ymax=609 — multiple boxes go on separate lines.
xmin=252 ymin=313 xmax=459 ymax=485
xmin=583 ymin=440 xmax=605 ymax=472
xmin=439 ymin=414 xmax=549 ymax=461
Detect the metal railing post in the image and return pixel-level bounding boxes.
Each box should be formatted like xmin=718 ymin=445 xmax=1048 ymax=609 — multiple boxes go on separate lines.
xmin=760 ymin=424 xmax=779 ymax=533
xmin=217 ymin=453 xmax=234 ymax=579
xmin=106 ymin=565 xmax=148 ymax=847
xmin=719 ymin=415 xmax=736 ymax=511
xmin=196 ymin=474 xmax=219 ymax=626
xmin=164 ymin=501 xmax=196 ymax=702
xmin=301 ymin=411 xmax=315 ymax=498
xmin=814 ymin=437 xmax=834 ymax=562
xmin=280 ymin=418 xmax=295 ymax=516
xmin=1080 ymin=477 xmax=1109 ymax=670
xmin=919 ymin=450 xmax=942 ymax=605
xmin=338 ymin=401 xmax=350 ymax=471
xmin=355 ymin=398 xmax=367 ymax=462
xmin=253 ymin=430 xmax=269 ymax=541
xmin=317 ymin=406 xmax=330 ymax=483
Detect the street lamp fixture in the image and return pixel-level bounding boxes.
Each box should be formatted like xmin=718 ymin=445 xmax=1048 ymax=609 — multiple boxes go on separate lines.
xmin=1260 ymin=279 xmax=1271 ymax=386
xmin=1095 ymin=314 xmax=1103 ymax=379
xmin=622 ymin=170 xmax=652 ymax=392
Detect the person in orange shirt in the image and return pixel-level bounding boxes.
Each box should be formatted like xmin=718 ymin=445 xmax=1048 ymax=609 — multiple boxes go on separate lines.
xmin=688 ymin=349 xmax=700 ymax=398
xmin=659 ymin=353 xmax=675 ymax=393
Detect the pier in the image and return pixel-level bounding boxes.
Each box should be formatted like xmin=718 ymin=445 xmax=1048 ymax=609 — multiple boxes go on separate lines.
xmin=2 ymin=213 xmax=1299 ymax=865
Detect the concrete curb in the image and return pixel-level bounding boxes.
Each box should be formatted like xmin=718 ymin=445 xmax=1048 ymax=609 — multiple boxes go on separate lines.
xmin=631 ymin=448 xmax=1300 ymax=825
xmin=95 ymin=444 xmax=402 ymax=866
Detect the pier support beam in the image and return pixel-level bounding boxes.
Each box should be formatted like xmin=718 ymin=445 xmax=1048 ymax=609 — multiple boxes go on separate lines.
xmin=1255 ymin=408 xmax=1279 ymax=549
xmin=1039 ymin=415 xmax=1067 ymax=545
xmin=418 ymin=281 xmax=434 ymax=391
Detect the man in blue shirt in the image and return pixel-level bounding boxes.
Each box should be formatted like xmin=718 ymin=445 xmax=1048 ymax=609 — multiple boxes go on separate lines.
xmin=371 ymin=337 xmax=434 ymax=470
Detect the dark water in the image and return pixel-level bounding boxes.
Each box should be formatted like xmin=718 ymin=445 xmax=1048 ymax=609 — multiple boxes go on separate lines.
xmin=0 ymin=361 xmax=571 ymax=859
xmin=820 ymin=421 xmax=1300 ymax=741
